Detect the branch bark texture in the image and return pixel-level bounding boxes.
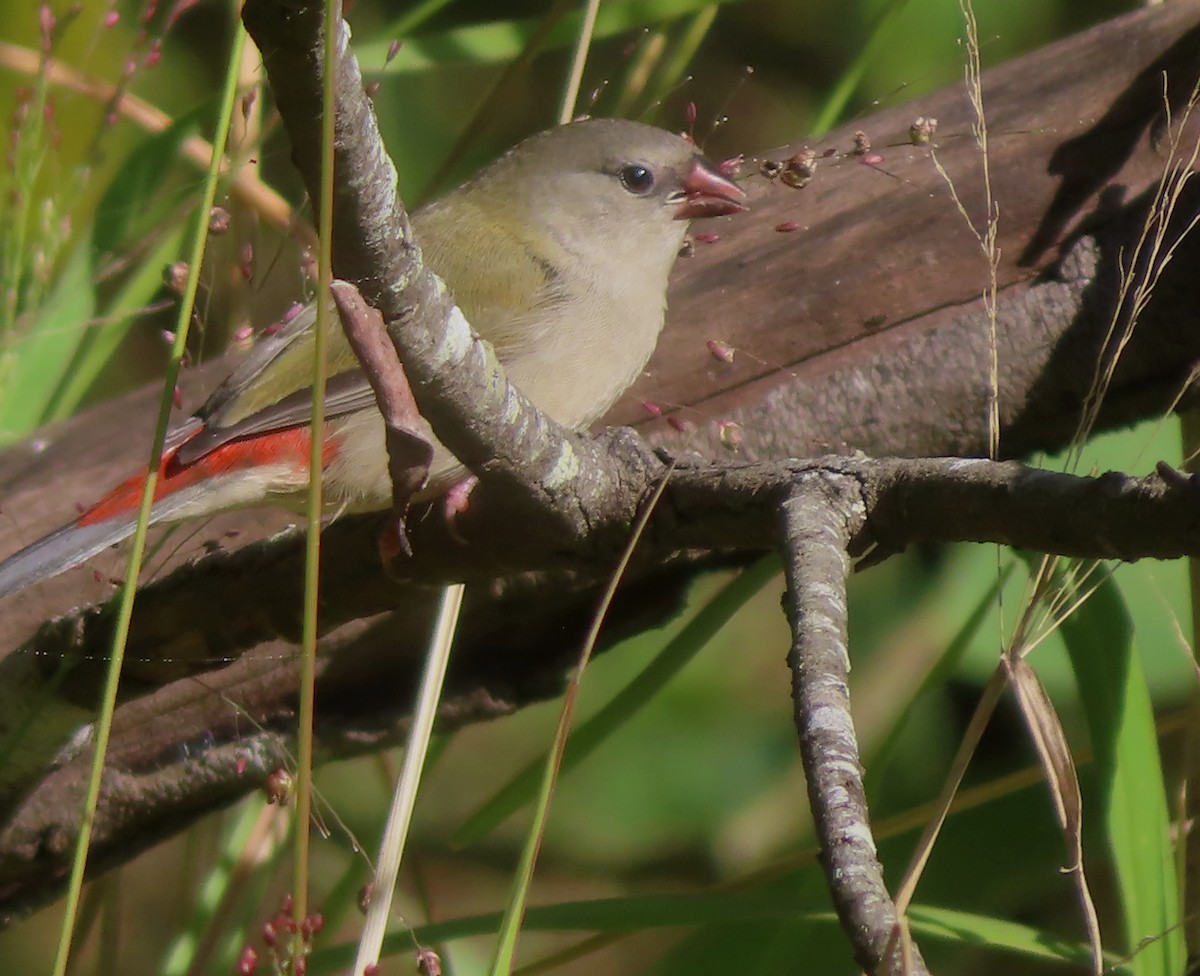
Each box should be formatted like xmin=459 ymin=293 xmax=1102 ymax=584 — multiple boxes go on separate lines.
xmin=0 ymin=2 xmax=1198 ymax=951
xmin=780 ymin=485 xmax=925 ymax=976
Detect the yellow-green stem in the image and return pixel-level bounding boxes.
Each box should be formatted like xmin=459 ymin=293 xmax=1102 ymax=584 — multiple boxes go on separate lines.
xmin=49 ymin=25 xmax=248 ymax=976
xmin=487 ymin=468 xmax=674 ymax=974
xmin=557 ymin=0 xmax=601 ymax=125
xmin=292 ymin=0 xmax=341 ymax=933
xmin=1179 ymin=407 xmax=1200 ymax=954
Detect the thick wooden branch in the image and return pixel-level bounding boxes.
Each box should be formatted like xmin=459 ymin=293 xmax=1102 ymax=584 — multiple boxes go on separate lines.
xmin=2 ymin=455 xmax=1198 ymax=922
xmin=623 ymin=1 xmax=1200 ymax=463
xmin=1 ymin=0 xmax=1200 ymax=927
xmin=5 ymin=4 xmax=1198 ymax=614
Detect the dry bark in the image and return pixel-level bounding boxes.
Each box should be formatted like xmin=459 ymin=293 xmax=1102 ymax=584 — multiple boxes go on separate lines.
xmin=1 ymin=1 xmax=1199 ymax=938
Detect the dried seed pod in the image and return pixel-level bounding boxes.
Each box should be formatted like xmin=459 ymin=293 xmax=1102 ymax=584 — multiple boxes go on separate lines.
xmin=759 ymin=158 xmax=784 ymax=180
xmin=909 ymin=116 xmax=938 ymax=145
xmin=264 ymin=767 xmax=294 ymax=805
xmin=417 ymin=948 xmax=444 ymax=976
xmin=719 ymin=154 xmax=744 ymax=179
xmin=706 ymin=339 xmax=735 ymax=363
xmin=208 ymin=206 xmax=231 ymax=234
xmin=781 ymin=148 xmax=817 ymax=189
xmin=165 ymin=261 xmax=189 ymax=294
xmin=718 ymin=420 xmax=744 ymax=449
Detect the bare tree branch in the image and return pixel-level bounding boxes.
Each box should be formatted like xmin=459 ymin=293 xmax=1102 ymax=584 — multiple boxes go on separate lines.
xmin=2 ymin=2 xmax=1200 ymax=948
xmin=2 ymin=455 xmax=1198 ymax=924
xmin=779 ymin=484 xmax=925 ymax=976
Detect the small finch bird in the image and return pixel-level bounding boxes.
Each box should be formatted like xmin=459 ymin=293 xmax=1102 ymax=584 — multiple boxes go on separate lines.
xmin=0 ymin=118 xmax=747 ymax=599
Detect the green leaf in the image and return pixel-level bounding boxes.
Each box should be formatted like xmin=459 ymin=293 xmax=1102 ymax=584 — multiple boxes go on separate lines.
xmin=42 ymin=218 xmax=190 ymax=423
xmin=0 ymin=240 xmax=95 ymax=442
xmin=1060 ymin=568 xmax=1184 ymax=976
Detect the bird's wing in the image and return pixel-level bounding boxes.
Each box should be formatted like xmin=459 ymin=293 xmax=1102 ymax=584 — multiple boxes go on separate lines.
xmin=173 ymin=369 xmax=377 ymax=465
xmin=177 ymin=196 xmax=566 ymax=467
xmin=195 ymin=304 xmax=365 ymax=429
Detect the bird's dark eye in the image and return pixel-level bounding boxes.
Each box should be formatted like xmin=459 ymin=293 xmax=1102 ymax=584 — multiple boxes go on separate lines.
xmin=619 ymin=163 xmax=655 ymax=195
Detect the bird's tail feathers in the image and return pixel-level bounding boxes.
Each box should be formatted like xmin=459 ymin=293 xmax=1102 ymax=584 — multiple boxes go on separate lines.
xmin=0 ymin=482 xmax=216 ymax=600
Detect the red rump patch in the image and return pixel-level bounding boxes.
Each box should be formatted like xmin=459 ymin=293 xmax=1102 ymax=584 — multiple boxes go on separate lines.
xmin=77 ymin=427 xmax=339 ymax=526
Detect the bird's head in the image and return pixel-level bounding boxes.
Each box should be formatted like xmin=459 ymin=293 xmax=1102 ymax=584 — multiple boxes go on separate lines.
xmin=466 ymin=117 xmax=747 ymax=282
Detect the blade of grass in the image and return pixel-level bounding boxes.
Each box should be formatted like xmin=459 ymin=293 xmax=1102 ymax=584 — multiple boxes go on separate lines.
xmin=809 ymin=0 xmax=912 ymax=136
xmin=292 ymin=0 xmax=340 ymax=934
xmin=90 ymin=111 xmax=204 ymax=260
xmin=47 ymin=24 xmax=247 ymax=976
xmin=353 ymin=582 xmax=464 ymax=973
xmin=1181 ymin=407 xmax=1200 ymax=957
xmin=609 ymin=28 xmax=668 ymax=118
xmin=390 ymin=0 xmax=461 ymax=38
xmin=894 ymin=663 xmax=1007 ymax=914
xmin=638 ymin=4 xmax=718 ymax=123
xmin=43 ymin=220 xmax=189 ymax=424
xmin=0 ymin=39 xmax=51 ymax=338
xmin=558 ymin=0 xmax=601 ymax=124
xmin=313 ymin=895 xmax=1104 ymax=973
xmin=1060 ymin=570 xmax=1185 ymax=976
xmin=1005 ymin=649 xmax=1102 ymax=973
xmin=486 ymin=467 xmax=675 ymax=975
xmin=868 ymin=561 xmax=1014 ymax=786
xmin=160 ymin=800 xmax=283 ymax=976
xmin=0 ymin=239 xmax=95 ymax=440
xmin=418 ymin=0 xmax=573 ymax=201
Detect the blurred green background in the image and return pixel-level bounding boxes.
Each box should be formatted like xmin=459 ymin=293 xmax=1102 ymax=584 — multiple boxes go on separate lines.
xmin=0 ymin=1 xmax=1189 ymax=974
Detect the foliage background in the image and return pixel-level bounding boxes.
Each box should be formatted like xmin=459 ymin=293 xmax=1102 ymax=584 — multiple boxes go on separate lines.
xmin=0 ymin=0 xmax=1187 ymax=974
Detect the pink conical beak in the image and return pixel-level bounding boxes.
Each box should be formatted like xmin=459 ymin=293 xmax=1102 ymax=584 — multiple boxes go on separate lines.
xmin=673 ymin=160 xmax=748 ymax=219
